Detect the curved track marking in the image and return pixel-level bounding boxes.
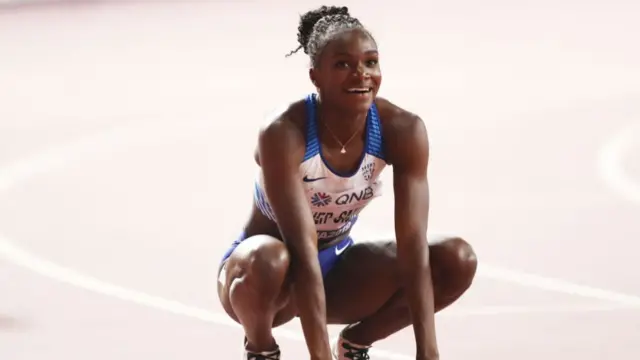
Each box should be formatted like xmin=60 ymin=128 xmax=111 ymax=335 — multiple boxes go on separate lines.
xmin=0 ymin=120 xmax=639 ymax=359
xmin=597 ymin=121 xmax=640 ymax=204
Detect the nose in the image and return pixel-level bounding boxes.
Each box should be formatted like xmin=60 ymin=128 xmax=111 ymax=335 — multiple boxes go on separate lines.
xmin=353 ymin=64 xmax=371 ymax=79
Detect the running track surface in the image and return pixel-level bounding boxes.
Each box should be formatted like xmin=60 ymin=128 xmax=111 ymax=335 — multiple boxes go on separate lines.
xmin=1 ymin=1 xmax=639 ymax=359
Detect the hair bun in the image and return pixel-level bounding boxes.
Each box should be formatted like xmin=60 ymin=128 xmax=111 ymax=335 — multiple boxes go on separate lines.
xmin=296 ymin=5 xmax=351 ymax=54
xmin=316 ymin=5 xmax=350 ymax=20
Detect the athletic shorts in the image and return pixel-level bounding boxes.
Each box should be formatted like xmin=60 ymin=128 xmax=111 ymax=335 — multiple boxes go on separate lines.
xmin=219 ymin=232 xmax=354 ymax=278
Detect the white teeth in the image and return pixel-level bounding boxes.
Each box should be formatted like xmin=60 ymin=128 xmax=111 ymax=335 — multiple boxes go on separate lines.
xmin=347 ymin=88 xmax=371 ymax=93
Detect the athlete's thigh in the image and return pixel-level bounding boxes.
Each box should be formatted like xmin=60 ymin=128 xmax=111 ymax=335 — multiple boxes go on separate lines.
xmin=323 ymin=239 xmax=399 ymax=324
xmin=322 ymin=235 xmax=458 ymax=324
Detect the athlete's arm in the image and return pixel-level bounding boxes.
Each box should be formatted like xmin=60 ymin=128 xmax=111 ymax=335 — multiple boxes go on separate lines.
xmin=257 ymin=115 xmax=332 ymax=360
xmin=389 ymin=114 xmax=439 ymax=360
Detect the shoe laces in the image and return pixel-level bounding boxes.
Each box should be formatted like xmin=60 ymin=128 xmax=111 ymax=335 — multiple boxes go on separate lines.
xmin=341 ymin=342 xmax=370 ymax=360
xmin=246 ymin=349 xmax=280 ymax=360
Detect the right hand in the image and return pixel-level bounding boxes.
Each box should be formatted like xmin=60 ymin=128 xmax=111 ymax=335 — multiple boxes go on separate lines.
xmin=310 ymin=345 xmax=334 ymax=360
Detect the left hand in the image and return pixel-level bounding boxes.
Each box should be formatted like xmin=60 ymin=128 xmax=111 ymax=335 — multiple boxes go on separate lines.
xmin=416 ymin=354 xmax=439 ymax=360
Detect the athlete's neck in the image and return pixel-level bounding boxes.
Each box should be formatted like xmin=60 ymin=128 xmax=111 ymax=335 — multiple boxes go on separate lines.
xmin=316 ymin=102 xmax=368 ymax=143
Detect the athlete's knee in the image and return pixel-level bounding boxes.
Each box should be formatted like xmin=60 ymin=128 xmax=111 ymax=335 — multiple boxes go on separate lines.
xmin=229 ymin=235 xmax=291 ymax=300
xmin=448 ymin=236 xmax=477 ymax=281
xmin=431 ymin=236 xmax=477 ymax=291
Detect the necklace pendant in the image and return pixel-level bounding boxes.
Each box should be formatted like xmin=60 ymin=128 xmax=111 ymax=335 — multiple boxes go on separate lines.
xmin=340 ymin=147 xmax=346 ymax=154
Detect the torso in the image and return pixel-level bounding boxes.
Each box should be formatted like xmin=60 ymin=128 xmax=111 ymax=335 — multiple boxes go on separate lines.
xmin=249 ymin=93 xmax=388 ymax=247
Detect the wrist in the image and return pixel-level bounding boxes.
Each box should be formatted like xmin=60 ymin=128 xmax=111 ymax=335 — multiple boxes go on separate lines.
xmin=416 ymin=347 xmax=439 ymax=360
xmin=310 ymin=349 xmax=332 ymax=360
xmin=308 ymin=340 xmax=332 ymax=360
xmin=416 ymin=354 xmax=439 ymax=360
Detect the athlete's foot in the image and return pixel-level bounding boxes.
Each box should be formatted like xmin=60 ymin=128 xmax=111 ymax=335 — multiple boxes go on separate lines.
xmin=332 ymin=328 xmax=371 ymax=360
xmin=243 ymin=347 xmax=281 ymax=360
xmin=243 ymin=337 xmax=281 ymax=360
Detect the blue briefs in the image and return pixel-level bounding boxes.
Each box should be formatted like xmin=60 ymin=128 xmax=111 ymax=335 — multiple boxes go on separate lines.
xmin=220 ymin=233 xmax=354 ymax=278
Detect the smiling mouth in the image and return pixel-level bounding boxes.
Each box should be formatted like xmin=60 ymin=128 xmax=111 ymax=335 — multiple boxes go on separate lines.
xmin=345 ymin=87 xmax=373 ymax=94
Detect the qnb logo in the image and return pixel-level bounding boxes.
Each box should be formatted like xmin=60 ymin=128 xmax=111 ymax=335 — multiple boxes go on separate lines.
xmin=335 ymin=186 xmax=375 ymax=205
xmin=311 ymin=192 xmax=332 ymax=206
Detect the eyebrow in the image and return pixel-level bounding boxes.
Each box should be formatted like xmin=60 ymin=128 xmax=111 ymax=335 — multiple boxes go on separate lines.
xmin=332 ymin=49 xmax=379 ymax=57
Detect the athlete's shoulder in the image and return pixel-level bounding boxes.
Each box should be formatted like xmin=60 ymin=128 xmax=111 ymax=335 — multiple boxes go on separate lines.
xmin=254 ymin=97 xmax=309 ymax=166
xmin=373 ymin=97 xmax=428 ymax=166
xmin=259 ymin=98 xmax=307 ymax=135
xmin=374 ymin=96 xmax=425 ymax=131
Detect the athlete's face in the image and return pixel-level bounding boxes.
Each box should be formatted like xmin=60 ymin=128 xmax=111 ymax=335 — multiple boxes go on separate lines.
xmin=309 ymin=29 xmax=381 ymax=114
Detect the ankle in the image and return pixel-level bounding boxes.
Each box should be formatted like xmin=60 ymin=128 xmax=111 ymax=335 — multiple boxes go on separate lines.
xmin=244 ymin=337 xmax=279 ymax=353
xmin=340 ymin=324 xmax=372 ymax=348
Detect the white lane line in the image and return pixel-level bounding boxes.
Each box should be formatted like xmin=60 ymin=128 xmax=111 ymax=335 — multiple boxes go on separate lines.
xmin=597 ymin=120 xmax=640 ymax=204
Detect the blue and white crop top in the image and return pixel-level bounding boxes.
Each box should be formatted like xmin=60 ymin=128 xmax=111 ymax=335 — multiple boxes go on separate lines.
xmin=254 ymin=93 xmax=388 ymax=242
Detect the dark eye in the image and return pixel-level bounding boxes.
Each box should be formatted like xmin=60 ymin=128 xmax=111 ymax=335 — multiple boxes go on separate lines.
xmin=334 ymin=61 xmax=349 ymax=68
xmin=366 ymin=59 xmax=378 ymax=67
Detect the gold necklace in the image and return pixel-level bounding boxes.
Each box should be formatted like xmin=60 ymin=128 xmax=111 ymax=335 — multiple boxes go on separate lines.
xmin=321 ymin=118 xmax=365 ymax=154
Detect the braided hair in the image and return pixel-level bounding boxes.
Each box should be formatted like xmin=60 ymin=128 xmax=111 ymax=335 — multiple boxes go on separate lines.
xmin=286 ymin=5 xmax=374 ymax=65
